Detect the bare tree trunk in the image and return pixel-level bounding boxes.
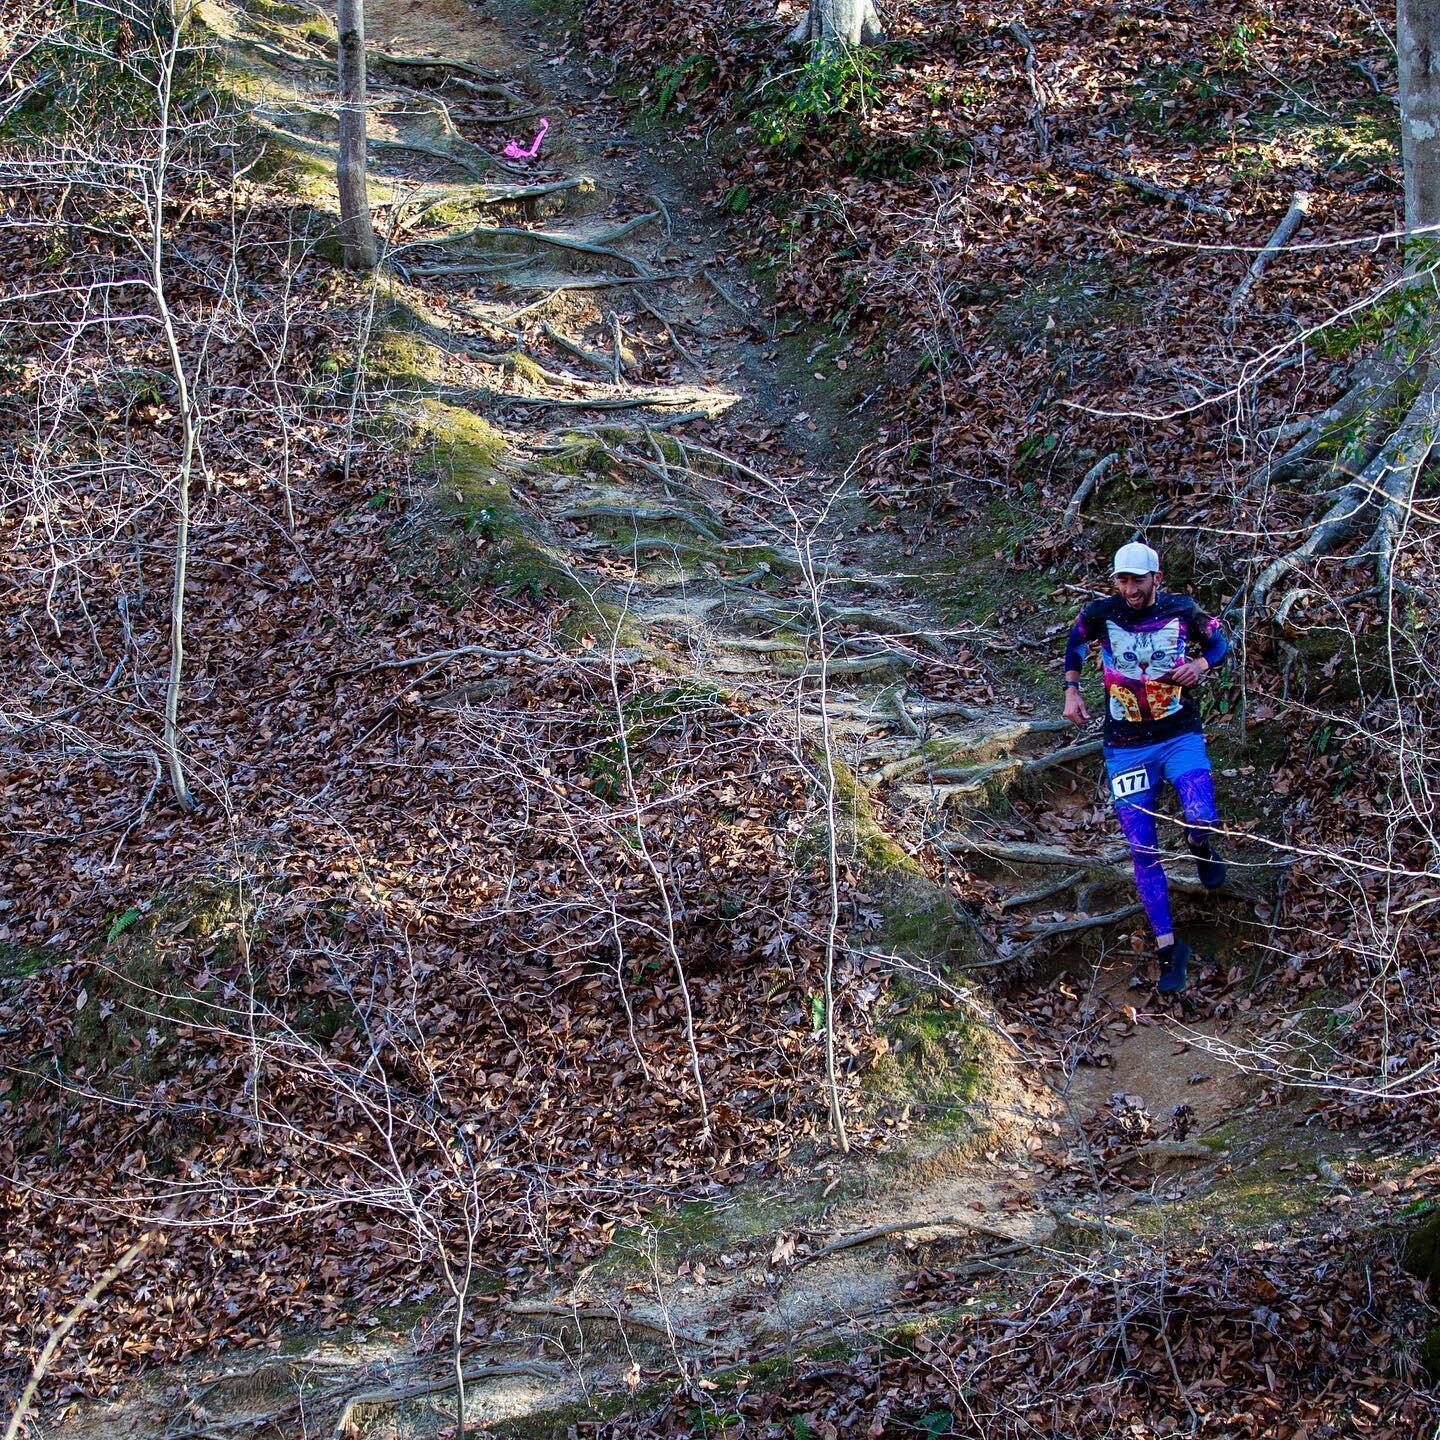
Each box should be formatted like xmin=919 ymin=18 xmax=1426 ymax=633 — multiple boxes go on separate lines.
xmin=787 ymin=0 xmax=884 ymax=53
xmin=336 ymin=0 xmax=377 ymax=270
xmin=1399 ymin=0 xmax=1440 ymax=257
xmin=151 ymin=15 xmax=197 ymax=812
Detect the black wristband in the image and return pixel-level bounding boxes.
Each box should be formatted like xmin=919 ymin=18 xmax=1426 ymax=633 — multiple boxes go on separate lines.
xmin=1063 ymin=680 xmax=1080 ymax=690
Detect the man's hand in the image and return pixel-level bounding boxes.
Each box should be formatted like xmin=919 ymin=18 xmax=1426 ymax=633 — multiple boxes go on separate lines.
xmin=1063 ymin=687 xmax=1090 ymax=725
xmin=1167 ymin=658 xmax=1209 ymax=687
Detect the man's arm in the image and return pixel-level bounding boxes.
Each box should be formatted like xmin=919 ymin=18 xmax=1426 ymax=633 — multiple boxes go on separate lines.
xmin=1062 ymin=607 xmax=1095 ymax=724
xmin=1169 ymin=602 xmax=1228 ymax=687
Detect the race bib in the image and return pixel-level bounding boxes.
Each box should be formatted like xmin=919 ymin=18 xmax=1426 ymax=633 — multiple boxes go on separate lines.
xmin=1110 ymin=767 xmax=1150 ymax=801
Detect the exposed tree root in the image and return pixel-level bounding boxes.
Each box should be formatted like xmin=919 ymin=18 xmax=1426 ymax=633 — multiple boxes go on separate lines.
xmin=1105 ymin=1139 xmax=1218 ymax=1169
xmin=908 ymin=737 xmax=1105 ymax=798
xmin=634 ymin=293 xmax=705 ymax=374
xmin=508 ymin=1301 xmax=712 ymax=1347
xmin=1252 ymin=379 xmax=1440 ymax=612
xmin=702 ymin=266 xmax=764 ymax=331
xmin=1020 ymin=902 xmax=1143 ymax=944
xmin=733 ymin=599 xmax=951 ymax=658
xmin=400 ymin=178 xmax=592 ymax=233
xmin=496 ymin=273 xmax=690 ymax=323
xmin=1000 ymin=871 xmax=1087 ymax=911
xmin=402 ymin=215 xmax=658 ymax=274
xmin=330 ymin=1362 xmax=563 ymax=1440
xmin=371 ymin=130 xmax=518 ymax=181
xmin=370 ymin=50 xmax=505 ymax=83
xmin=793 ymin=1213 xmax=1018 ymax=1267
xmin=1242 ymin=351 xmax=1403 ymax=496
xmin=556 ymin=502 xmax=721 ymax=540
xmin=542 ymin=321 xmax=620 ymax=373
xmin=783 ymin=649 xmax=914 ymax=678
xmin=502 ymin=386 xmax=736 ymax=415
xmin=875 ymin=719 xmax=1070 ymax=784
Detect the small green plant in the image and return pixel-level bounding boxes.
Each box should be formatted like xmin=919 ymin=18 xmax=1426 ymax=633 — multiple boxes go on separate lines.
xmin=587 ymin=683 xmax=722 ymax=801
xmin=645 ymin=52 xmax=717 ymax=118
xmin=686 ymin=1407 xmax=743 ymax=1436
xmin=1219 ymin=14 xmax=1267 ymax=67
xmin=106 ymin=906 xmax=142 ymax=944
xmin=809 ymin=991 xmax=826 ymax=1035
xmin=1314 ymin=284 xmax=1432 ymax=361
xmin=750 ymin=46 xmax=886 ymax=152
xmin=1016 ymin=429 xmax=1059 ymax=466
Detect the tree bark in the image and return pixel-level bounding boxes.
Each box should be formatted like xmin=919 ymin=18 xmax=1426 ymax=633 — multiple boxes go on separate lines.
xmin=1399 ymin=0 xmax=1440 ymax=256
xmin=787 ymin=0 xmax=884 ymax=53
xmin=336 ymin=0 xmax=377 ymax=270
xmin=151 ymin=11 xmax=197 ymax=812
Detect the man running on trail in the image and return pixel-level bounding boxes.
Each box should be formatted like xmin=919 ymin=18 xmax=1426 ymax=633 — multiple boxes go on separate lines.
xmin=1062 ymin=542 xmax=1229 ymax=995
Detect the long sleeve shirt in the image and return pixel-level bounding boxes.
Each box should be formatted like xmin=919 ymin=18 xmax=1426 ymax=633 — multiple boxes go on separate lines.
xmin=1064 ymin=591 xmax=1229 ymax=749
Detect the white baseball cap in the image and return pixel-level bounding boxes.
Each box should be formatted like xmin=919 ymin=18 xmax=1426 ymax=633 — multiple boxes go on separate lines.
xmin=1112 ymin=541 xmax=1160 ymax=576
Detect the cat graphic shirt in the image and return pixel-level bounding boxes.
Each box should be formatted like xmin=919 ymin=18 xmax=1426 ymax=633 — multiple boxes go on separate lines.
xmin=1064 ymin=592 xmax=1228 ymax=749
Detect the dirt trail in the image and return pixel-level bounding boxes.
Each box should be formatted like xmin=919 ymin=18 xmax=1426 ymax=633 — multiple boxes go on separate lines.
xmin=47 ymin=2 xmax=1273 ymax=1434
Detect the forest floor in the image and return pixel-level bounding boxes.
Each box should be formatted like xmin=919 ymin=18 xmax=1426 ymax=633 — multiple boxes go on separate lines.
xmin=27 ymin=0 xmax=1436 ymax=1437
xmin=4 ymin=0 xmax=1437 ymax=1437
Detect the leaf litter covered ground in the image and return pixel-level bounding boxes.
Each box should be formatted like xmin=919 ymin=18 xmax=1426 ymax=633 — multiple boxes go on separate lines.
xmin=2 ymin=0 xmax=1439 ymax=1436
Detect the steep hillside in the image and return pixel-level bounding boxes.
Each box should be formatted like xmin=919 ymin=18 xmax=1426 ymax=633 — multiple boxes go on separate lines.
xmin=1 ymin=1 xmax=1437 ymax=1437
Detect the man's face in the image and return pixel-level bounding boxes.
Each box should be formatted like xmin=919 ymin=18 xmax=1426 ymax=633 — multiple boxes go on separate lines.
xmin=1113 ymin=570 xmax=1159 ymax=610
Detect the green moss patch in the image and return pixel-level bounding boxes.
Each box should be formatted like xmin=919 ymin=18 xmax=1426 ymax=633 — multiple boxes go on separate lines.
xmin=596 ymin=1175 xmax=856 ymax=1281
xmin=863 ymin=991 xmax=983 ymax=1128
xmin=395 ymin=399 xmax=590 ymax=608
xmin=1404 ymin=1210 xmax=1440 ymax=1290
xmin=56 ymin=887 xmax=239 ymax=1097
xmin=0 ymin=942 xmax=54 ymax=980
xmin=818 ymin=755 xmax=915 ymax=875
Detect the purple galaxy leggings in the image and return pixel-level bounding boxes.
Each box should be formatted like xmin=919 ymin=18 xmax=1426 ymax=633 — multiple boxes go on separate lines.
xmin=1115 ymin=768 xmax=1219 ymax=939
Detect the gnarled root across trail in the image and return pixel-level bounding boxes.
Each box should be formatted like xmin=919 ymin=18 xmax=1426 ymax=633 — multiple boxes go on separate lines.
xmin=1242 ymin=343 xmax=1439 ymax=616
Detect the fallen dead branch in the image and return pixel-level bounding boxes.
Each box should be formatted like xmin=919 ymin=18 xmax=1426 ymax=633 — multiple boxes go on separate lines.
xmin=1069 ymin=159 xmax=1236 ymax=223
xmin=1227 ymin=189 xmax=1312 ymax=324
xmin=1007 ymin=21 xmax=1049 ymax=155
xmin=2 ymin=1223 xmax=169 ymax=1440
xmin=1062 ymin=452 xmax=1120 ymax=529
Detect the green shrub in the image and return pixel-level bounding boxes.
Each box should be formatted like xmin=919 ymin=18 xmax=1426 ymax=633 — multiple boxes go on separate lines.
xmin=750 ymin=47 xmax=885 ymax=152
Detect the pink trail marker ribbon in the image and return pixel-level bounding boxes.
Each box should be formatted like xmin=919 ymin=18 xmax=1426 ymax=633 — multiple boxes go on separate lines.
xmin=502 ymin=118 xmax=549 ymax=161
